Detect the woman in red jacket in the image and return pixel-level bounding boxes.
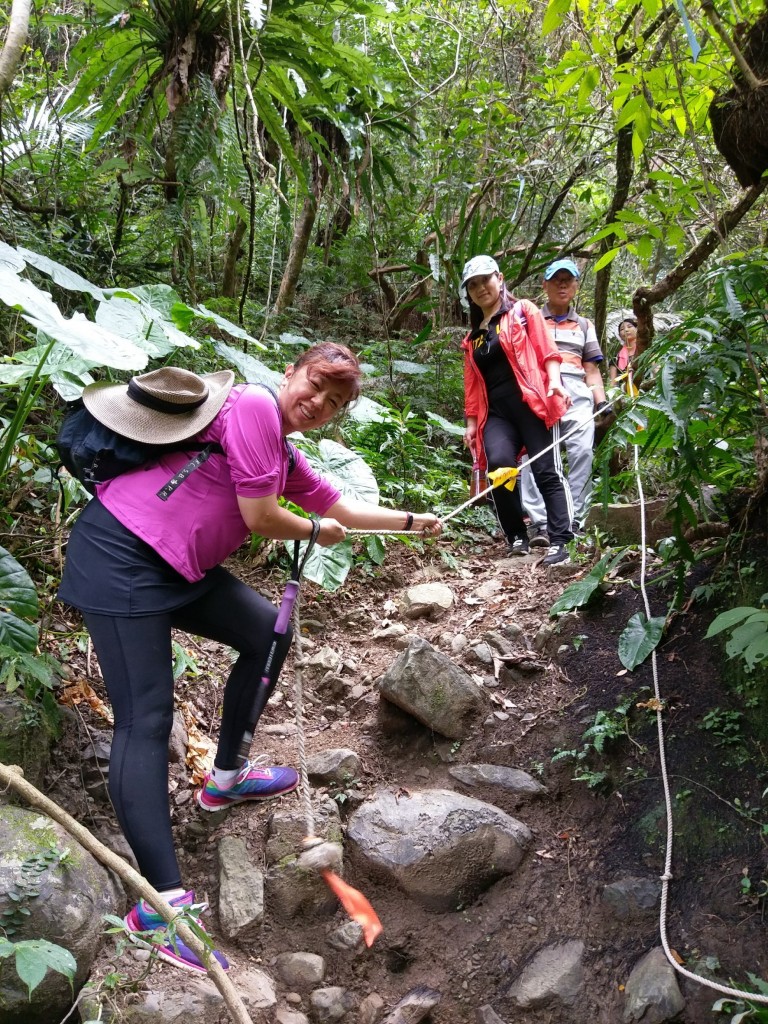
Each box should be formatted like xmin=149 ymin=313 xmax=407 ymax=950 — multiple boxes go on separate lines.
xmin=460 ymin=255 xmax=574 ymax=566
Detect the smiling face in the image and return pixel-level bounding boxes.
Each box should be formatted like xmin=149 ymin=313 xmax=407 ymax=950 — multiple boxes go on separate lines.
xmin=466 ymin=272 xmax=504 ymax=317
xmin=543 ymin=270 xmax=579 ymax=314
xmin=278 ymin=363 xmax=352 ymax=434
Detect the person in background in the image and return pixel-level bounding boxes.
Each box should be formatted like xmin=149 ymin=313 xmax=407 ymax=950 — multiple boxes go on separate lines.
xmin=610 ymin=316 xmax=638 ymax=385
xmin=520 ymin=258 xmax=609 ymax=539
xmin=459 ymin=254 xmax=574 ymax=567
xmin=59 ymin=346 xmax=441 ymax=973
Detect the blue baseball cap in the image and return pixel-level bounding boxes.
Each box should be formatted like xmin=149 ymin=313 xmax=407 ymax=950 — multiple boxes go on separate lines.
xmin=543 ymin=258 xmax=580 ymax=280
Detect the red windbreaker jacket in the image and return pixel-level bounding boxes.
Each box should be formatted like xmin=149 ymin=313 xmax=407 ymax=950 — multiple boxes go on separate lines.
xmin=462 ymin=300 xmax=567 ymax=471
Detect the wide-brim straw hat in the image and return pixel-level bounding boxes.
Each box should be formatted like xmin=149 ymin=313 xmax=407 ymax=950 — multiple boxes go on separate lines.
xmin=82 ymin=367 xmax=235 ymax=444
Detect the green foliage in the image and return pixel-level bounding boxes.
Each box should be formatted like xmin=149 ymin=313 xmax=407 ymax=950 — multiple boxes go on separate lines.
xmin=549 ymin=550 xmax=626 ymax=615
xmin=706 ymin=605 xmax=768 ymax=674
xmin=0 ymin=843 xmax=72 ymax=939
xmin=0 ymin=938 xmax=77 ymax=997
xmin=618 ymin=612 xmax=665 ymax=671
xmin=713 ymin=972 xmax=768 ymax=1022
xmin=552 ymin=692 xmax=646 ymax=790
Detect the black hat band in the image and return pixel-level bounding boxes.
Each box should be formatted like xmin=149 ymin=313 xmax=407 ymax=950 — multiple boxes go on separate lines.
xmin=127 ymin=377 xmax=208 ymax=415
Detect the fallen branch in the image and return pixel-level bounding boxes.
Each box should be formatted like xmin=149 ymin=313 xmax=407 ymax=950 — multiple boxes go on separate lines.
xmin=0 ymin=762 xmax=254 ymax=1024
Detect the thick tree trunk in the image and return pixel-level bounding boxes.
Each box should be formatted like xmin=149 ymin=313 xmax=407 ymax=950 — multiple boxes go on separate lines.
xmin=0 ymin=0 xmax=31 ymax=97
xmin=273 ymin=195 xmax=317 ymax=314
xmin=593 ymin=121 xmax=634 ymax=343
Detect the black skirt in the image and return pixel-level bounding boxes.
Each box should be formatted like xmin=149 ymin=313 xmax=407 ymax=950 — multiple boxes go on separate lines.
xmin=58 ymin=498 xmax=219 ymax=616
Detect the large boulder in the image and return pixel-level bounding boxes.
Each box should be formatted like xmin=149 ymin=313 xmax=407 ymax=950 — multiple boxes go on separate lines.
xmin=0 ymin=805 xmax=123 ymax=1024
xmin=346 ymin=788 xmax=531 ymax=911
xmin=377 ymin=638 xmax=485 ymax=739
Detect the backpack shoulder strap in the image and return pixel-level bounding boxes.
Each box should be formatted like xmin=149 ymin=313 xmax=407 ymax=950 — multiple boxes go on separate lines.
xmin=252 ymin=381 xmax=296 ymax=473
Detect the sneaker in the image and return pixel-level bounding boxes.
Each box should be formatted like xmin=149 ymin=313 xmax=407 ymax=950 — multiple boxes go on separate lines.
xmin=541 ymin=544 xmax=570 ymax=567
xmin=528 ymin=524 xmax=550 ymax=548
xmin=508 ymin=535 xmax=530 ymax=556
xmin=571 ymin=520 xmax=585 ymax=537
xmin=124 ymin=890 xmax=229 ymax=973
xmin=196 ymin=759 xmax=299 ymax=812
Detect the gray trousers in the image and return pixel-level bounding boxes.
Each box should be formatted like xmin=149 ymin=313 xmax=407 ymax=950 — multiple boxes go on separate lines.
xmin=520 ymin=373 xmax=595 ymax=526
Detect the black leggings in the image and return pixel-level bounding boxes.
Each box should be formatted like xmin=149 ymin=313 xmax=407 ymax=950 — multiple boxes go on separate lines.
xmin=483 ymin=397 xmax=573 ymax=545
xmin=83 ymin=570 xmax=292 ymax=890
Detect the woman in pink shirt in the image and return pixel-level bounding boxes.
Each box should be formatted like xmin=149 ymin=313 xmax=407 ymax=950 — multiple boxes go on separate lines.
xmin=59 ymin=343 xmax=440 ymax=972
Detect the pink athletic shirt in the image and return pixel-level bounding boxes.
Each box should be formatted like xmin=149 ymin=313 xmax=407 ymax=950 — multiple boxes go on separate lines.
xmin=96 ymin=384 xmax=341 ymax=582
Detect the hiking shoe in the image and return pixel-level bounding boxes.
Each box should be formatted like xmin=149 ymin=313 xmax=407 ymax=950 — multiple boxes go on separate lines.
xmin=508 ymin=535 xmax=530 ymax=556
xmin=528 ymin=524 xmax=550 ymax=548
xmin=541 ymin=544 xmax=570 ymax=567
xmin=196 ymin=760 xmax=299 ymax=812
xmin=571 ymin=520 xmax=585 ymax=537
xmin=124 ymin=890 xmax=229 ymax=974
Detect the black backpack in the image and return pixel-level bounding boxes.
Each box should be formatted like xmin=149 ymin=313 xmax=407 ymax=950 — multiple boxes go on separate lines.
xmin=56 ymin=398 xmax=224 ymax=501
xmin=56 ymin=380 xmax=293 ymax=501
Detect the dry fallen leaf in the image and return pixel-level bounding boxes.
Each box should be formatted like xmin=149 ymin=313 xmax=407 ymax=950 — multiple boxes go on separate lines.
xmin=58 ymin=680 xmax=113 ymax=725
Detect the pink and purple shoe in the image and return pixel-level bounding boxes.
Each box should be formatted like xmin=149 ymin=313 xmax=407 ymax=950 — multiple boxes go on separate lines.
xmin=124 ymin=890 xmax=229 ymax=973
xmin=196 ymin=759 xmax=299 ymax=812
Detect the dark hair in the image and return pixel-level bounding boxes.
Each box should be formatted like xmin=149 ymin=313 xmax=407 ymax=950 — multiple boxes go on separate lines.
xmin=294 ymin=343 xmax=362 ymax=405
xmin=468 ymin=279 xmax=514 ymax=331
xmin=619 ymin=318 xmax=638 ymax=331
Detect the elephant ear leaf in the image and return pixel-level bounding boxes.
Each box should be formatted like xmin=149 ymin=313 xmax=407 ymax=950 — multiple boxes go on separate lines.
xmin=0 ymin=546 xmax=39 ymax=653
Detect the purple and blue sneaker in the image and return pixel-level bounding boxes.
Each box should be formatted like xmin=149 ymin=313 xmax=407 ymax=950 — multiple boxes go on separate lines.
xmin=124 ymin=890 xmax=229 ymax=974
xmin=196 ymin=759 xmax=299 ymax=812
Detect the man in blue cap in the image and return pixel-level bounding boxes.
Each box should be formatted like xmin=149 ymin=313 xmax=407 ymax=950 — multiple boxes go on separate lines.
xmin=520 ymin=258 xmax=609 ymax=540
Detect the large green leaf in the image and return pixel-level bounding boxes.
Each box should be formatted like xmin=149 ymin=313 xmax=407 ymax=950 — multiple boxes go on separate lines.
xmin=2 ymin=939 xmax=76 ymax=996
xmin=705 ymin=607 xmax=766 ymax=638
xmin=550 ymin=553 xmax=616 ymax=615
xmin=95 ymin=296 xmax=198 ymax=357
xmin=0 ymin=242 xmax=25 ymax=272
xmin=0 ymin=546 xmax=39 ymax=654
xmin=299 ymin=537 xmax=354 ymax=591
xmin=307 ymin=440 xmax=379 ymax=504
xmin=16 ymin=247 xmax=106 ymax=300
xmin=618 ymin=613 xmax=665 ymax=670
xmin=196 ymin=304 xmax=265 ymax=348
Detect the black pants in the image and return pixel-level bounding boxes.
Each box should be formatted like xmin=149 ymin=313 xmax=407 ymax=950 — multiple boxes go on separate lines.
xmin=83 ymin=571 xmax=291 ymax=890
xmin=482 ymin=398 xmax=573 ymax=545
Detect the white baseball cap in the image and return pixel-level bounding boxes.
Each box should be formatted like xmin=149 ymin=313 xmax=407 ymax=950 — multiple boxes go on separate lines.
xmin=459 ymin=255 xmax=500 ymax=309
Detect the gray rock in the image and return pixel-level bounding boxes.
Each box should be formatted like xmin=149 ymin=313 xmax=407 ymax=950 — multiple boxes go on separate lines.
xmin=326 ymin=920 xmax=364 ymax=952
xmin=168 ymin=710 xmax=188 ymax=764
xmin=0 ymin=806 xmax=123 ymax=1024
xmin=476 ymin=1006 xmax=508 ymax=1024
xmin=308 ymin=986 xmax=356 ymax=1022
xmin=307 ymin=749 xmax=362 ymax=786
xmin=588 ymin=499 xmax=673 ymax=546
xmin=470 ymin=643 xmax=494 ymax=665
xmin=347 ymin=788 xmax=531 ymax=911
xmin=448 ymin=764 xmax=547 ymax=798
xmin=276 ymin=1011 xmax=310 ymax=1024
xmin=359 ymin=992 xmax=385 ymax=1024
xmin=400 ymin=583 xmax=454 ymax=620
xmin=505 ymin=939 xmax=585 ymax=1008
xmin=307 ymin=646 xmax=343 ymax=673
xmin=117 ymin=979 xmax=224 ymax=1021
xmin=265 ymin=805 xmax=343 ymax=920
xmin=0 ymin=697 xmax=53 ymax=789
xmin=275 ymin=952 xmax=325 ymax=991
xmin=602 ymin=876 xmax=661 ymax=921
xmin=217 ymin=835 xmax=264 ymax=937
xmin=238 ymin=966 xmax=278 ymax=1009
xmin=623 ymin=947 xmax=685 ymax=1023
xmin=380 ymin=985 xmax=441 ymax=1024
xmin=450 ymin=634 xmax=469 ymax=653
xmin=378 ymin=637 xmax=486 ymax=739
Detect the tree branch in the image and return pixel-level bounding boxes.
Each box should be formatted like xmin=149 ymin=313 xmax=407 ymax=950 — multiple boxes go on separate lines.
xmin=0 ymin=762 xmax=255 ymax=1024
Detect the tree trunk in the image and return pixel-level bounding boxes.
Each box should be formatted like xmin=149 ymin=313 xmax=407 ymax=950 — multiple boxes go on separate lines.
xmin=593 ymin=120 xmax=634 ymax=343
xmin=0 ymin=0 xmax=31 ymax=97
xmin=273 ymin=195 xmax=317 ymax=314
xmin=222 ymin=218 xmax=247 ymax=298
